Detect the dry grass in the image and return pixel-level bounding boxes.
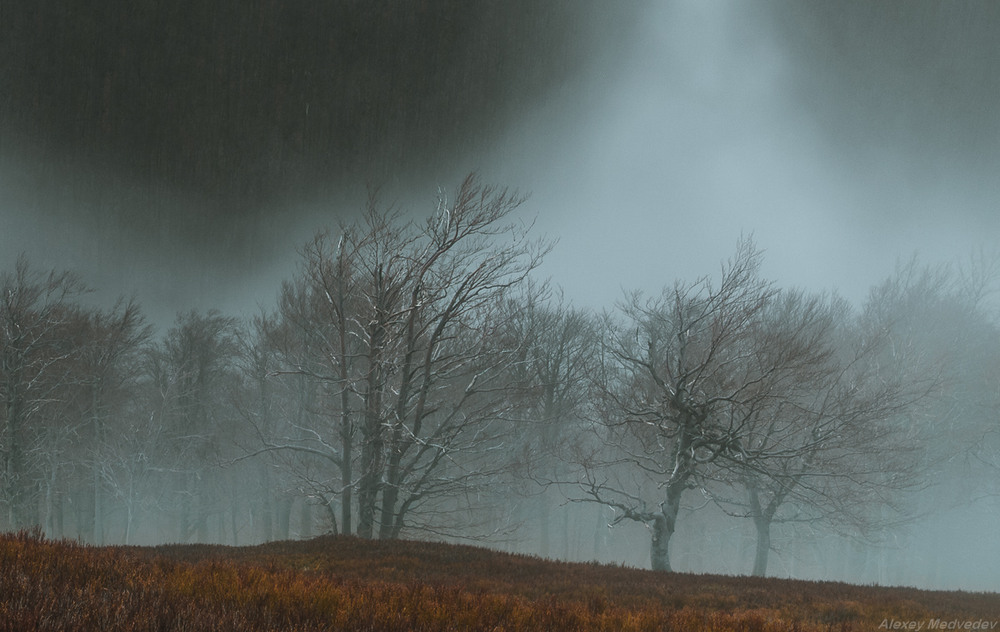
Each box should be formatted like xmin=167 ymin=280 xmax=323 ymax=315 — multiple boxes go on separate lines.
xmin=1 ymin=529 xmax=997 ymax=631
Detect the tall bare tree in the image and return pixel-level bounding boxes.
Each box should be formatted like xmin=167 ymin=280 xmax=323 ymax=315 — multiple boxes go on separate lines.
xmin=0 ymin=255 xmax=88 ymax=529
xmin=257 ymin=174 xmax=550 ymax=539
xmin=577 ymin=239 xmax=782 ymax=570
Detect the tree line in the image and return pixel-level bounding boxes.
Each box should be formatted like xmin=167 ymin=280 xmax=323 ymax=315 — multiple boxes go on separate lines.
xmin=2 ymin=174 xmax=998 ymax=578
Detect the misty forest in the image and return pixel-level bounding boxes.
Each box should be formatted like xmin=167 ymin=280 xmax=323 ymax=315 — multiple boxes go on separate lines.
xmin=3 ymin=2 xmax=1000 ymax=594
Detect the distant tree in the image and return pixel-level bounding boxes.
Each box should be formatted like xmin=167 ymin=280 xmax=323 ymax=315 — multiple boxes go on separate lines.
xmin=236 ymin=308 xmax=331 ymax=540
xmin=706 ymin=290 xmax=927 ymax=576
xmin=503 ymin=289 xmax=601 ymax=557
xmin=856 ymin=257 xmax=1000 ymax=582
xmin=144 ymin=310 xmax=241 ymax=542
xmin=79 ymin=299 xmax=151 ymax=544
xmin=0 ymin=255 xmax=89 ymax=530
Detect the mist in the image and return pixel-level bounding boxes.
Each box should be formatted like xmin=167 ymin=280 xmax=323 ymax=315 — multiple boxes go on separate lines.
xmin=1 ymin=1 xmax=999 ymax=592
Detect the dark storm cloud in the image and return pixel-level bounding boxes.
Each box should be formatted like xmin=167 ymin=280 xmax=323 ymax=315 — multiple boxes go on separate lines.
xmin=4 ymin=0 xmax=999 ymax=325
xmin=1 ymin=1 xmax=640 ymax=222
xmin=0 ymin=1 xmax=642 ymax=324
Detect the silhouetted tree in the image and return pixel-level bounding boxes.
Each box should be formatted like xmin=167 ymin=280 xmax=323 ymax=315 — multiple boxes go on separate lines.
xmin=574 ymin=239 xmax=892 ymax=573
xmin=0 ymin=255 xmax=88 ymax=530
xmin=256 ymin=174 xmax=549 ymax=539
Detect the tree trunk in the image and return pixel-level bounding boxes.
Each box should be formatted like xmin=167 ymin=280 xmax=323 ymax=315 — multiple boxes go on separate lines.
xmin=538 ymin=493 xmax=551 ymax=557
xmin=299 ymin=500 xmax=312 ymax=538
xmin=93 ymin=462 xmax=104 ymax=544
xmin=650 ymin=513 xmax=673 ymax=572
xmin=379 ymin=285 xmax=423 ymax=541
xmin=339 ymin=417 xmax=353 ymax=535
xmin=92 ymin=388 xmax=105 ymax=545
xmin=43 ymin=461 xmax=57 ymax=537
xmin=4 ymin=385 xmax=26 ymax=529
xmin=335 ymin=242 xmax=354 ymax=536
xmin=277 ymin=496 xmax=293 ymax=540
xmin=650 ymin=452 xmax=687 ymax=572
xmin=751 ymin=515 xmax=771 ymax=577
xmin=195 ymin=491 xmax=209 ymax=543
xmin=123 ymin=476 xmax=135 ymax=545
xmin=377 ymin=463 xmax=400 ymax=539
xmin=178 ymin=474 xmax=193 ymax=542
xmin=747 ymin=481 xmax=779 ymax=577
xmin=54 ymin=492 xmax=64 ymax=539
xmin=357 ymin=316 xmax=386 ymax=540
xmin=230 ymin=489 xmax=240 ymax=545
xmin=593 ymin=504 xmax=608 ymax=562
xmin=356 ymin=438 xmax=380 ymax=538
xmin=258 ymin=467 xmax=273 ymax=541
xmin=561 ymin=503 xmax=571 ymax=560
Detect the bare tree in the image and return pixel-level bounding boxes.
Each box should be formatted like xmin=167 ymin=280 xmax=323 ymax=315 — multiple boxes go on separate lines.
xmin=78 ymin=299 xmax=152 ymax=544
xmin=144 ymin=309 xmax=242 ymax=542
xmin=575 ymin=238 xmax=908 ymax=573
xmin=256 ymin=174 xmax=550 ymax=540
xmin=503 ymin=289 xmax=601 ymax=557
xmin=0 ymin=255 xmax=88 ymax=530
xmin=706 ymin=290 xmax=927 ymax=576
xmin=857 ymin=257 xmax=1000 ymax=582
xmin=236 ymin=307 xmax=335 ymax=539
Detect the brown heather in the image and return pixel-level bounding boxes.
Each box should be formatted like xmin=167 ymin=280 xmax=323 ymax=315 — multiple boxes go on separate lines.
xmin=1 ymin=529 xmax=997 ymax=631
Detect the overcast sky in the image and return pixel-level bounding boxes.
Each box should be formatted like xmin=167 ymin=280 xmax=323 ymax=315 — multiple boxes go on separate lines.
xmin=2 ymin=1 xmax=999 ymax=328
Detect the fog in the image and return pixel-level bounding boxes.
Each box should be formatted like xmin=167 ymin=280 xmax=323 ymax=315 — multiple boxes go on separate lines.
xmin=1 ymin=1 xmax=999 ymax=591
xmin=485 ymin=1 xmax=1000 ymax=311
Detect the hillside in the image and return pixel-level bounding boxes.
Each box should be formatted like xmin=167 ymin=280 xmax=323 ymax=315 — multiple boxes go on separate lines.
xmin=1 ymin=529 xmax=997 ymax=631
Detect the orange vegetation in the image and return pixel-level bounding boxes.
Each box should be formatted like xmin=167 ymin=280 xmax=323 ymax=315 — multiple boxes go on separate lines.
xmin=1 ymin=529 xmax=997 ymax=631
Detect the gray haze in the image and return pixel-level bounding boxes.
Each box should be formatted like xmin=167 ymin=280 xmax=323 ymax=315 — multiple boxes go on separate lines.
xmin=483 ymin=1 xmax=1000 ymax=311
xmin=2 ymin=1 xmax=999 ymax=591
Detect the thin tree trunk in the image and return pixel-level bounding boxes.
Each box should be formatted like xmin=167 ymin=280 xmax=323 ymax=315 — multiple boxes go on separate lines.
xmin=5 ymin=384 xmax=25 ymax=529
xmin=124 ymin=476 xmax=134 ymax=545
xmin=259 ymin=467 xmax=273 ymax=541
xmin=43 ymin=461 xmax=57 ymax=537
xmin=93 ymin=463 xmax=104 ymax=544
xmin=230 ymin=488 xmax=240 ymax=545
xmin=539 ymin=493 xmax=551 ymax=557
xmin=335 ymin=247 xmax=354 ymax=536
xmin=277 ymin=496 xmax=293 ymax=540
xmin=358 ymin=310 xmax=386 ymax=539
xmin=561 ymin=503 xmax=571 ymax=560
xmin=299 ymin=500 xmax=312 ymax=538
xmin=92 ymin=387 xmax=105 ymax=545
xmin=752 ymin=515 xmax=771 ymax=577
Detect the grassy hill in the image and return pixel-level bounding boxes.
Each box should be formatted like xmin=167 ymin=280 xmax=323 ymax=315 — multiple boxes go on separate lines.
xmin=1 ymin=529 xmax=997 ymax=631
